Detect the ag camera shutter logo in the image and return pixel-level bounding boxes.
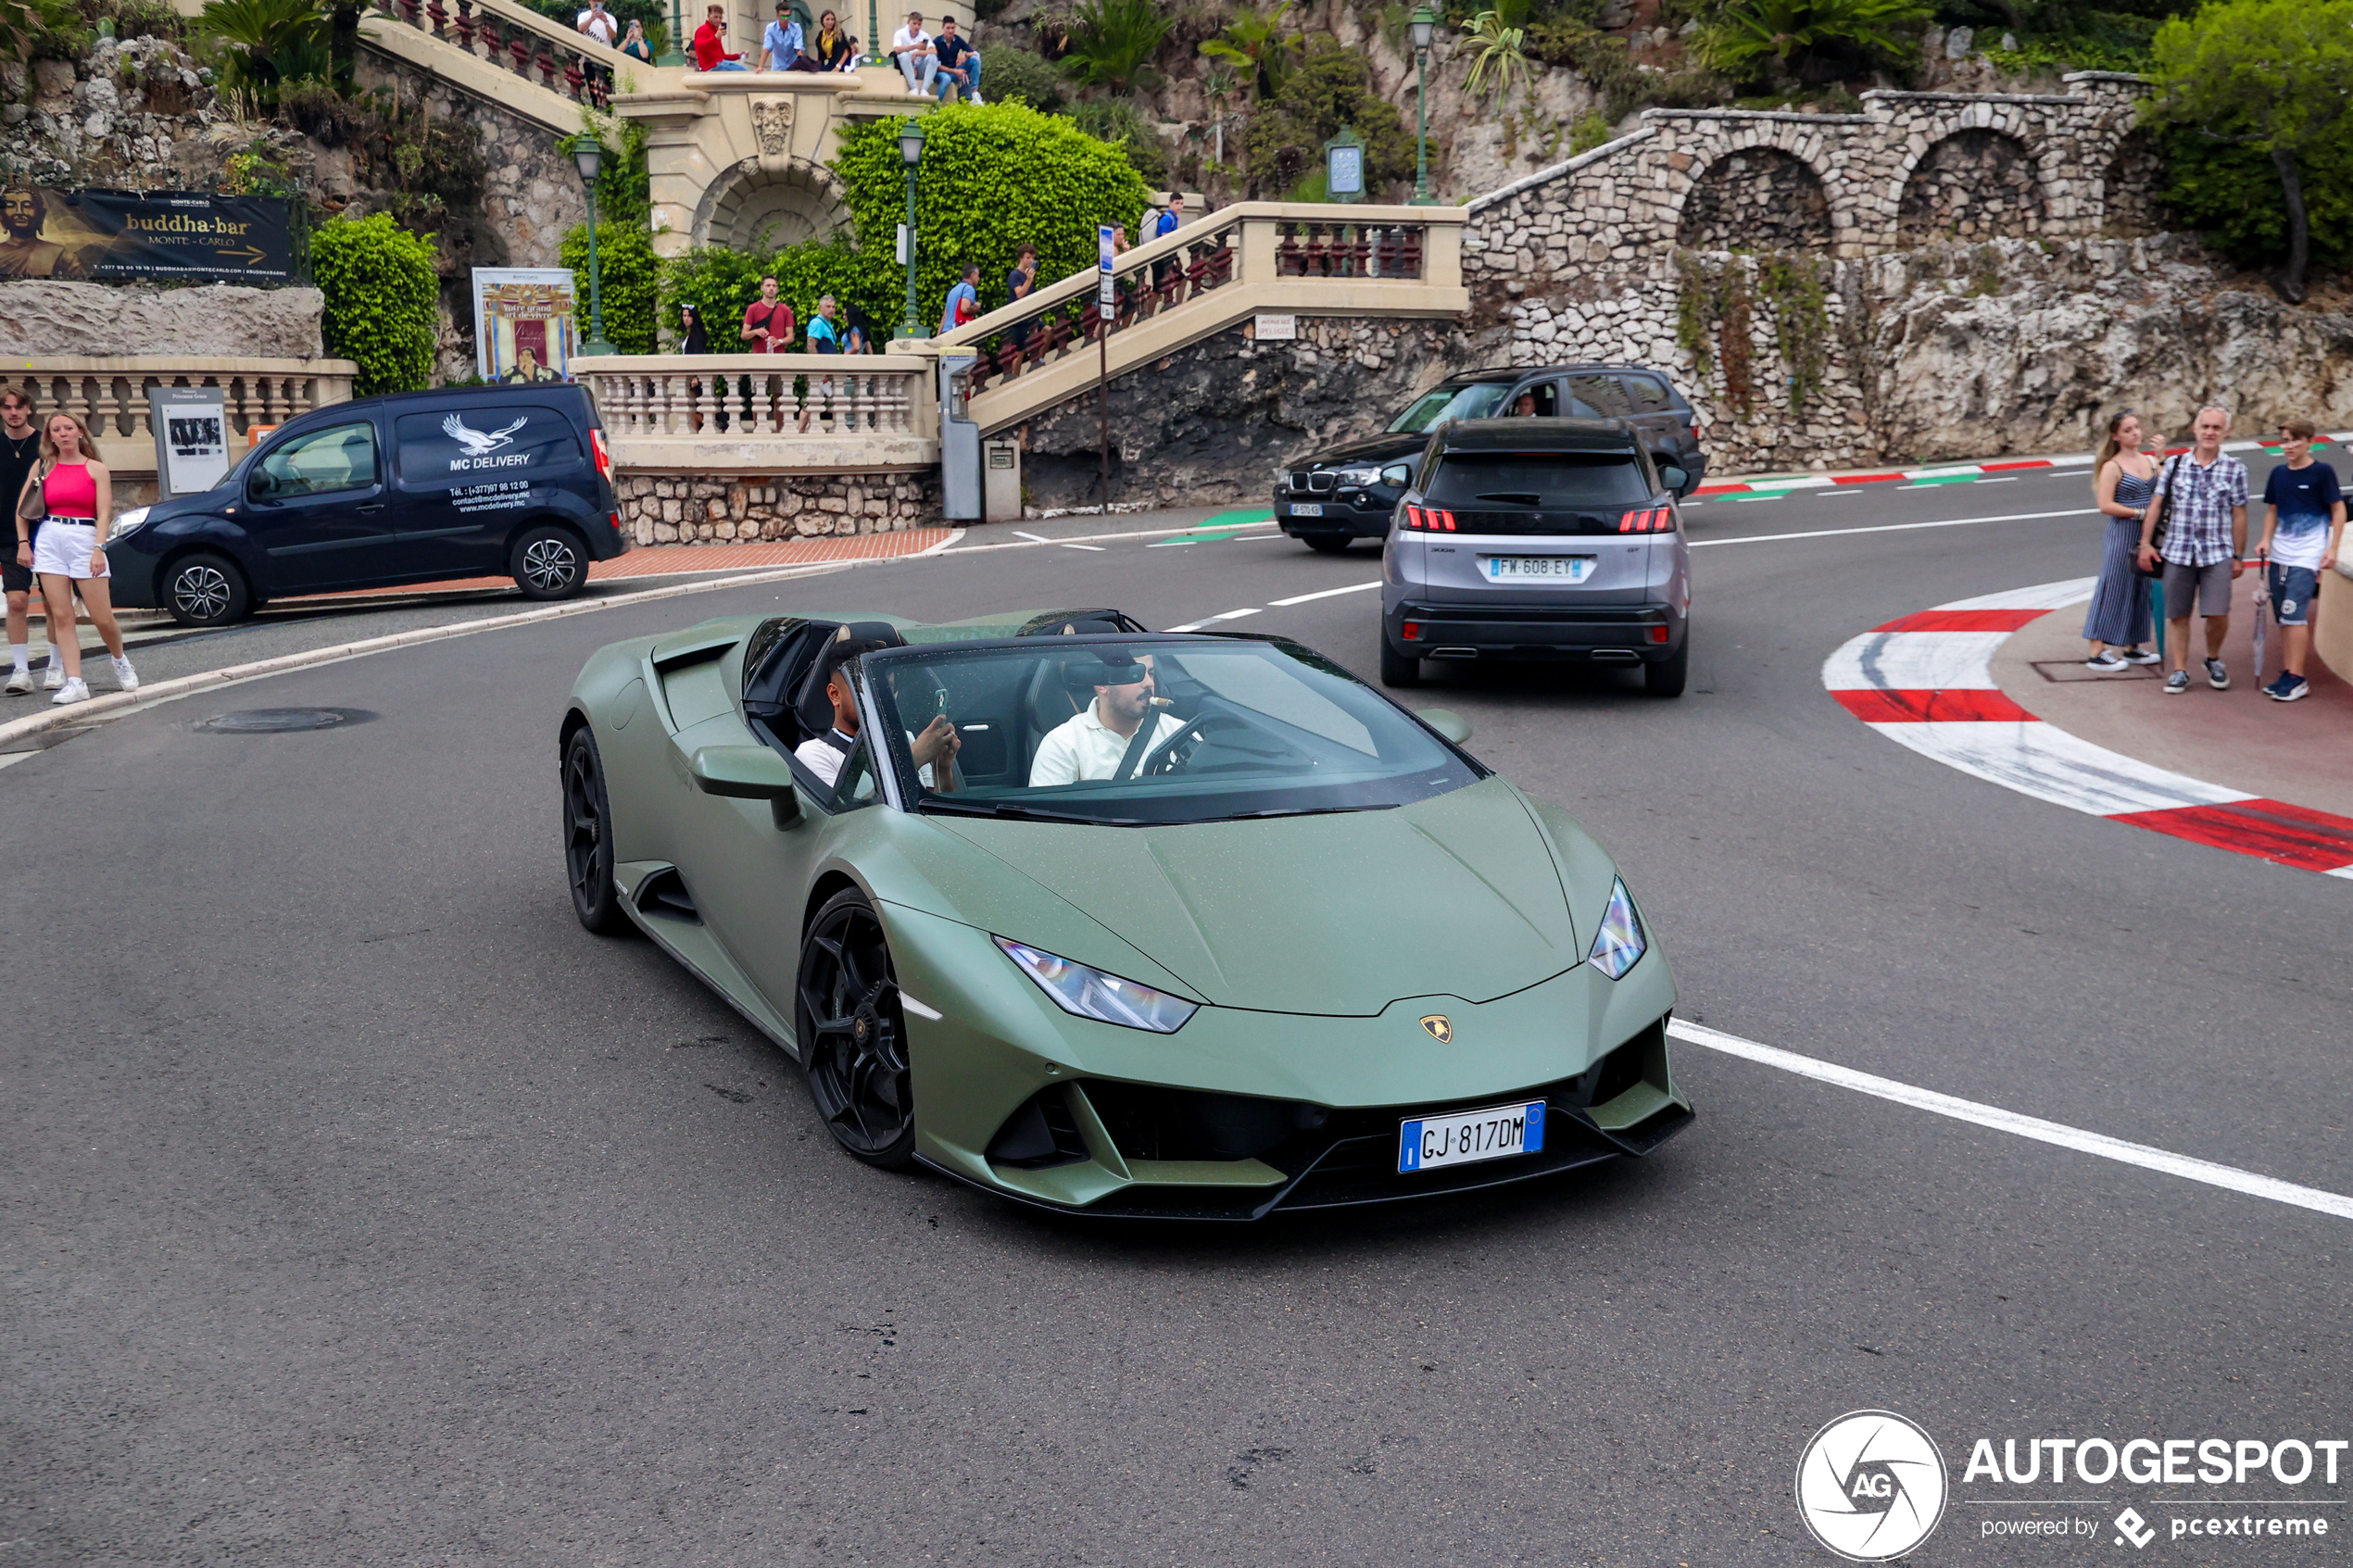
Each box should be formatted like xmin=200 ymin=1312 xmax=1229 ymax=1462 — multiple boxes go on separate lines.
xmin=1795 ymin=1411 xmax=1949 ymax=1561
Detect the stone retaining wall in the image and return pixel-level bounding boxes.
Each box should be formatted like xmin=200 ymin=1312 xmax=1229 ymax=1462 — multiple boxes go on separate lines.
xmin=613 ymin=471 xmax=940 ymax=545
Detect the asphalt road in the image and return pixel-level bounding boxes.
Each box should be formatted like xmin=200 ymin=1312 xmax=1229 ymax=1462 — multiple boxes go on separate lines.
xmin=8 ymin=465 xmax=2348 ymax=1567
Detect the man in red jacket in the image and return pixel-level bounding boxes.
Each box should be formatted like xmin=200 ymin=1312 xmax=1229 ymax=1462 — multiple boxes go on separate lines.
xmin=692 ymin=5 xmax=749 ymax=69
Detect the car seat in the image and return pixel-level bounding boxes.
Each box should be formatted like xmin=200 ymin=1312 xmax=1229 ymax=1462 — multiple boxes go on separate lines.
xmin=792 ymin=621 xmax=906 ymax=742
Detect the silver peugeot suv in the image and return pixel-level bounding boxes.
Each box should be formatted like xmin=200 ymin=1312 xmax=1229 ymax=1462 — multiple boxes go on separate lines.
xmin=1379 ymin=418 xmax=1694 ymax=696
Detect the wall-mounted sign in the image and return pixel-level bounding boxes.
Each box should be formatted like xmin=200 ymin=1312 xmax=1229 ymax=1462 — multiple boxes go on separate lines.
xmin=1324 ymin=127 xmax=1366 ymax=204
xmin=471 ymin=269 xmax=579 ymax=384
xmin=1254 ymin=312 xmax=1297 ymax=341
xmin=1 ymin=185 xmax=296 ymax=282
xmin=149 ymin=385 xmax=230 ymax=495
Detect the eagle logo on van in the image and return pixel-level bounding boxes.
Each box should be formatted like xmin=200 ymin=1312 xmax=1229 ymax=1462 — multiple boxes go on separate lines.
xmin=443 ymin=413 xmax=527 ymax=457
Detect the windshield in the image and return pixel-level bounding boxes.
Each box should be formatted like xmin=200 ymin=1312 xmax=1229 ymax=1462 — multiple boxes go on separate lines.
xmin=1387 ymin=382 xmax=1513 ymax=433
xmin=864 ymin=637 xmax=1481 ymax=826
xmin=1424 ymin=451 xmax=1654 ymax=508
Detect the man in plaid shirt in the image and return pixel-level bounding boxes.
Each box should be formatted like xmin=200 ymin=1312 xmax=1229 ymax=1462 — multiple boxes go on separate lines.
xmin=2139 ymin=405 xmax=2248 ymax=694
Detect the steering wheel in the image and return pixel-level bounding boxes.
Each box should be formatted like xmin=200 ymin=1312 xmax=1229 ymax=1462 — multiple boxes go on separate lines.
xmin=1133 ymin=707 xmax=1253 ymax=778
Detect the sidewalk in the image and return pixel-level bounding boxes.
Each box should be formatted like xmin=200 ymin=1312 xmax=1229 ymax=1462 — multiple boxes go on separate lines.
xmin=1990 ymin=588 xmax=2353 ymax=820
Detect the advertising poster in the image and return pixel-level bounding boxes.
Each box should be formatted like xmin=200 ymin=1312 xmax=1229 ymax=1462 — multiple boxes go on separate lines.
xmin=0 ymin=186 xmax=296 ymax=282
xmin=471 ymin=269 xmax=580 ymax=384
xmin=149 ymin=386 xmax=231 ymax=495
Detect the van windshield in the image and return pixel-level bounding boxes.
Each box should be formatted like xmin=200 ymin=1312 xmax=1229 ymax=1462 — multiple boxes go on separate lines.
xmin=1424 ymin=451 xmax=1653 ymax=508
xmin=1387 ymin=382 xmax=1512 ymax=433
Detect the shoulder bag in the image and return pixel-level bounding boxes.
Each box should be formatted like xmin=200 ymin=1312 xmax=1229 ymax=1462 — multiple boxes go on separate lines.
xmin=16 ymin=460 xmax=47 ymax=525
xmin=2133 ymin=455 xmax=2179 ymax=579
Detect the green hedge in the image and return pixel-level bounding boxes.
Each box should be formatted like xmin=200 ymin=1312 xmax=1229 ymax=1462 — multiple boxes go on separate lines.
xmin=312 ymin=213 xmax=438 ymax=395
xmin=659 ymin=237 xmax=870 ymax=352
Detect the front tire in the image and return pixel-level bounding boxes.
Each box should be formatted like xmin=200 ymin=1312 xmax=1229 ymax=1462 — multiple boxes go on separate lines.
xmin=1302 ymin=534 xmax=1353 ymax=555
xmin=798 ymin=888 xmax=917 ymax=1169
xmin=562 ymin=726 xmax=632 ymax=934
xmin=161 ymin=551 xmax=252 ymax=627
xmin=1380 ymin=639 xmax=1422 ymax=687
xmin=1644 ymin=635 xmax=1690 ymax=698
xmin=511 ymin=524 xmax=587 ymax=601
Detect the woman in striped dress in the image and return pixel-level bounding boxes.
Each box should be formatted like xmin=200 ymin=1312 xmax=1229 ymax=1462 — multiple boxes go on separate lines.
xmin=2082 ymin=409 xmax=2160 ymax=671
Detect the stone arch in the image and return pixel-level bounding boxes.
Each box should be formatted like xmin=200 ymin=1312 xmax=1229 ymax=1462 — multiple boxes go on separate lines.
xmin=2096 ymin=128 xmax=2165 ymax=238
xmin=1675 ymin=145 xmax=1834 ymax=252
xmin=1896 ymin=129 xmax=2046 ymax=245
xmin=695 ymin=157 xmax=853 ymax=251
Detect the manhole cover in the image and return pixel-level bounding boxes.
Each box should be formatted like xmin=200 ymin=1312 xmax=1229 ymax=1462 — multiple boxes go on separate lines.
xmin=197 ymin=708 xmax=375 ymax=734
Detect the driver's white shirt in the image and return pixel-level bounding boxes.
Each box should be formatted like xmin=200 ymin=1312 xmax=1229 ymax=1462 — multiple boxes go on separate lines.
xmin=1029 ymin=703 xmax=1185 ymax=787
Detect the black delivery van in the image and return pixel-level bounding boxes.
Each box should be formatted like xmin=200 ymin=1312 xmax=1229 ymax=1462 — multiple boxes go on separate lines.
xmin=107 ymin=383 xmax=628 ymax=626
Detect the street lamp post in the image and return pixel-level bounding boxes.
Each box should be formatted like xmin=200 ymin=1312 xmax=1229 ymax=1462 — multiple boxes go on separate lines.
xmin=657 ymin=0 xmax=685 ymax=65
xmin=573 ymin=130 xmax=618 ymax=358
xmin=1409 ymin=4 xmax=1436 ymax=206
xmin=896 ymin=118 xmax=925 ymax=343
xmin=868 ymin=0 xmax=881 ymax=65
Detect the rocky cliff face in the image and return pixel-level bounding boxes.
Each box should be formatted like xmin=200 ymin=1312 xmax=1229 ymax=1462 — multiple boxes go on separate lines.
xmin=0 ymin=280 xmax=326 ymax=358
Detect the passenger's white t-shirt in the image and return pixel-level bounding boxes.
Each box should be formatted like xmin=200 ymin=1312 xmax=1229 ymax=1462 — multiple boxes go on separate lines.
xmin=794 ymin=729 xmax=934 ymax=791
xmin=1029 ymin=703 xmax=1185 ymax=787
xmin=577 ymin=6 xmax=619 ymax=44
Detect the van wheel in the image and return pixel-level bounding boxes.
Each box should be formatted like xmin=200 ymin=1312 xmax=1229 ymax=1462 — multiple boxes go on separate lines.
xmin=511 ymin=525 xmax=587 ymax=600
xmin=1379 ymin=640 xmax=1422 ymax=688
xmin=162 ymin=551 xmax=252 ymax=627
xmin=1644 ymin=636 xmax=1689 ymax=698
xmin=1303 ymin=534 xmax=1353 ymax=555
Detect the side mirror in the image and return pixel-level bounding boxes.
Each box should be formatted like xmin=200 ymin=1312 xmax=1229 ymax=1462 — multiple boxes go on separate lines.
xmin=1417 ymin=708 xmax=1472 ymax=745
xmin=689 ymin=745 xmax=805 ymax=828
xmin=1379 ymin=463 xmax=1411 ymax=486
xmin=1658 ymin=464 xmax=1692 ymax=497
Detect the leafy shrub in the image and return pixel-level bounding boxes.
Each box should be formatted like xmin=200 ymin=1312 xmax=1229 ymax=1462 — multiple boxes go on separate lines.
xmin=658 ymin=235 xmax=868 ymax=352
xmin=1702 ymin=0 xmax=1931 ymax=85
xmin=196 ymin=0 xmax=330 ymax=109
xmin=1068 ymin=94 xmax=1168 ymax=182
xmin=560 ymin=220 xmax=661 ymax=354
xmin=558 ymin=111 xmax=649 ymax=233
xmin=1199 ymin=0 xmax=1306 ymax=98
xmin=985 ymin=44 xmax=1068 ymax=112
xmin=1239 ymin=42 xmax=1415 ymax=198
xmin=1059 ymin=0 xmax=1171 ymax=93
xmin=312 ymin=213 xmax=439 ymax=395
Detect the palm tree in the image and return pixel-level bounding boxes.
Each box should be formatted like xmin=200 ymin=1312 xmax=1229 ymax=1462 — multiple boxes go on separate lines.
xmin=1199 ymin=0 xmax=1306 ymax=100
xmin=1059 ymin=0 xmax=1173 ymax=95
xmin=1202 ymin=66 xmax=1237 ymax=165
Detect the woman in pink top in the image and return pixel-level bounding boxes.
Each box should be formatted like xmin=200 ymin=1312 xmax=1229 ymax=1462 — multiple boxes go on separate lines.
xmin=11 ymin=411 xmax=136 ymax=705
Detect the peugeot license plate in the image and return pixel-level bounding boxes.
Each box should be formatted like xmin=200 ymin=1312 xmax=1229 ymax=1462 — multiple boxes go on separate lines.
xmin=1485 ymin=555 xmax=1595 ymax=582
xmin=1289 ymin=502 xmax=1324 ymax=517
xmin=1398 ymin=1100 xmax=1544 ymax=1173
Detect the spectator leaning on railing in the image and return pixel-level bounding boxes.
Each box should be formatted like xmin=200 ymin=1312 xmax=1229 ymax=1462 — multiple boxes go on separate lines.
xmin=761 ymin=1 xmax=818 ymax=70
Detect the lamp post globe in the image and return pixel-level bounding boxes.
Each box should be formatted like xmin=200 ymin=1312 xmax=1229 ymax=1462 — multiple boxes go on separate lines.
xmin=574 ymin=129 xmax=619 ymax=358
xmin=897 ymin=117 xmax=926 ymax=343
xmin=1409 ymin=4 xmax=1437 ymax=206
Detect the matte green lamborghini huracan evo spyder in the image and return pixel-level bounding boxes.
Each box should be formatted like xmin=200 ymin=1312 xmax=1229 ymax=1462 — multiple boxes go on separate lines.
xmin=558 ymin=607 xmax=1691 ymax=1219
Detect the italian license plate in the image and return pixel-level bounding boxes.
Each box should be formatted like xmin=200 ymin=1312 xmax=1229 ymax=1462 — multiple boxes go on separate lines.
xmin=1485 ymin=555 xmax=1595 ymax=582
xmin=1398 ymin=1100 xmax=1545 ymax=1173
xmin=1289 ymin=502 xmax=1324 ymax=517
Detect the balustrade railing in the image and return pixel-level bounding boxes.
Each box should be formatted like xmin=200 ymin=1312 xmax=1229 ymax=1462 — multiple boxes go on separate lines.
xmin=942 ymin=207 xmax=1437 ymax=395
xmin=370 ymin=0 xmax=629 ymax=109
xmin=577 ymin=357 xmax=929 ymax=442
xmin=18 ymin=359 xmax=357 ymax=455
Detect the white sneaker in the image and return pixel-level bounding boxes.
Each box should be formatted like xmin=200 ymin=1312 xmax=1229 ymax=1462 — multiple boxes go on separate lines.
xmin=50 ymin=677 xmax=88 ymax=706
xmin=110 ymin=655 xmax=138 ymax=692
xmin=2120 ymin=646 xmax=2162 ymax=665
xmin=968 ymin=92 xmax=982 ymax=104
xmin=41 ymin=662 xmax=62 ymax=690
xmin=2085 ymin=650 xmax=2128 ymax=671
xmin=4 ymin=668 xmax=31 ymax=695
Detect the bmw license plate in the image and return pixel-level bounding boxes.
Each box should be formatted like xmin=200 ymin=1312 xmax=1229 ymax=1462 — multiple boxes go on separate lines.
xmin=1485 ymin=555 xmax=1595 ymax=582
xmin=1289 ymin=502 xmax=1324 ymax=517
xmin=1398 ymin=1100 xmax=1544 ymax=1173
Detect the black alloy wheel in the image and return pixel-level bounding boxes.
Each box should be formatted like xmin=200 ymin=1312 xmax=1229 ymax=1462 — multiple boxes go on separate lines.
xmin=162 ymin=551 xmax=251 ymax=627
xmin=562 ymin=726 xmax=632 ymax=934
xmin=511 ymin=524 xmax=587 ymax=600
xmin=798 ymin=887 xmax=917 ymax=1168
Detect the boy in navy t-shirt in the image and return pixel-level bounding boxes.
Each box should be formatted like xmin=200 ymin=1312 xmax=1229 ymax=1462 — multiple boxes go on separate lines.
xmin=2255 ymin=417 xmax=2347 ymax=701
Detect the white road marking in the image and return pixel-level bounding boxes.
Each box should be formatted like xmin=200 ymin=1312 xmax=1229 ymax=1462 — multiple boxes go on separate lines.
xmin=1976 ymin=477 xmax=2018 ymax=483
xmin=1821 ymin=631 xmax=2009 ymax=691
xmin=1869 ymin=720 xmax=2253 ymax=815
xmin=1061 ymin=543 xmax=1106 ymax=551
xmin=1944 ymin=578 xmax=2097 ymax=611
xmin=1268 ymin=581 xmax=1384 ymax=607
xmin=1206 ymin=608 xmax=1261 ymax=622
xmin=1013 ymin=530 xmax=1051 ymax=542
xmin=1668 ymin=1019 xmax=2353 ymax=1223
xmin=1690 ymin=508 xmax=2099 ymax=549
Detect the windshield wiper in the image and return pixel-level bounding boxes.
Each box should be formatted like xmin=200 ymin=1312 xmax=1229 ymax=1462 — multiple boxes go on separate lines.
xmin=921 ymin=798 xmax=1143 ymax=826
xmin=1213 ymin=803 xmax=1401 ymax=822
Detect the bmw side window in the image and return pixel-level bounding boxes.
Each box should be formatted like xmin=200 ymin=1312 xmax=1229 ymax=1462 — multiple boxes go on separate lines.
xmin=249 ymin=421 xmax=378 ymax=500
xmin=1618 ymin=374 xmax=1674 ymax=415
xmin=1508 ymin=383 xmax=1558 ymax=417
xmin=1566 ymin=374 xmax=1631 ymax=418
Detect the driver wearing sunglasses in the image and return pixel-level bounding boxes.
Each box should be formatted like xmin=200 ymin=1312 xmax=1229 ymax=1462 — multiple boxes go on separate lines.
xmin=1028 ymin=653 xmax=1187 ymax=786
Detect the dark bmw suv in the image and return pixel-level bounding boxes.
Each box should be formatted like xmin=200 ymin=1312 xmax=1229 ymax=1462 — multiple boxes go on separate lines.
xmin=108 ymin=383 xmax=627 ymax=626
xmin=1274 ymin=363 xmax=1705 ymax=553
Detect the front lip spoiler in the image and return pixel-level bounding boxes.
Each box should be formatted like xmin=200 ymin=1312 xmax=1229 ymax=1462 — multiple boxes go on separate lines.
xmin=918 ymin=1100 xmax=1694 ymax=1223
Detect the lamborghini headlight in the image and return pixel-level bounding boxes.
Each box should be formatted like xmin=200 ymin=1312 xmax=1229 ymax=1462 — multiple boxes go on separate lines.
xmin=1586 ymin=878 xmax=1647 ymax=980
xmin=994 ymin=936 xmax=1198 ymax=1033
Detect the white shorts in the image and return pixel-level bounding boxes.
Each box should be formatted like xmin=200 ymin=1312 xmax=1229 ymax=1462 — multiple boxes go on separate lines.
xmin=33 ymin=519 xmax=107 ymax=581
